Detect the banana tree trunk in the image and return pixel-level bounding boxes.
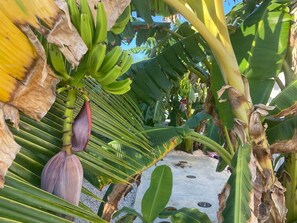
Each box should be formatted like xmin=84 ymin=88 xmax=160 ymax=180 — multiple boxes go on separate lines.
xmin=284 ymin=5 xmax=297 ymax=222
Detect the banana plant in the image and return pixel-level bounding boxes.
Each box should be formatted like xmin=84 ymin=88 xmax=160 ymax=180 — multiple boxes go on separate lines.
xmin=0 ymin=0 xmax=295 ymax=222
xmin=128 ymin=0 xmax=292 ymax=221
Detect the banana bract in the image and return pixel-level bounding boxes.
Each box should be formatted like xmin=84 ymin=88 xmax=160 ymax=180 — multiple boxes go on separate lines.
xmin=71 ymin=101 xmax=92 ymax=152
xmin=41 ymin=150 xmax=83 ymax=206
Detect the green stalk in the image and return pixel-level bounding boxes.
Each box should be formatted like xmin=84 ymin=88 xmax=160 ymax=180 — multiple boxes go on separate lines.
xmin=184 ymin=138 xmax=193 ymax=153
xmin=283 ymin=45 xmax=297 ymax=221
xmin=284 ymin=154 xmax=297 ymax=222
xmin=62 ymin=88 xmax=77 ymax=155
xmin=223 ymin=126 xmax=235 ymax=156
xmin=185 ymin=132 xmax=232 ymax=167
xmin=186 ymin=65 xmax=208 ymax=82
xmin=162 ymin=27 xmax=184 ymax=39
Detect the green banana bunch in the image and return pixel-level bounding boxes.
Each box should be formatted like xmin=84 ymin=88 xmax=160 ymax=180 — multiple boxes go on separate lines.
xmin=80 ymin=13 xmax=93 ymax=49
xmin=66 ymin=0 xmax=94 ymax=49
xmin=93 ymin=1 xmax=108 ymax=44
xmin=48 ymin=44 xmax=68 ymax=78
xmin=65 ymin=0 xmax=110 ymax=81
xmin=103 ymin=78 xmax=132 ymax=95
xmin=93 ymin=48 xmax=133 ymax=94
xmin=111 ymin=5 xmax=131 ymax=35
xmin=86 ymin=43 xmax=107 ymax=76
xmin=99 ymin=46 xmax=122 ymax=73
xmin=64 ymin=0 xmax=131 ymax=92
xmin=80 ymin=0 xmax=95 ymax=35
xmin=95 ymin=65 xmax=122 ymax=86
xmin=179 ymin=75 xmax=191 ymax=98
xmin=67 ymin=0 xmax=80 ymax=29
xmin=118 ymin=50 xmax=133 ymax=74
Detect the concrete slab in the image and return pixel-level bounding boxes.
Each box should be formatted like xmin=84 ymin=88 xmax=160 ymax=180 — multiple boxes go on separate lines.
xmin=133 ymin=150 xmax=230 ymax=223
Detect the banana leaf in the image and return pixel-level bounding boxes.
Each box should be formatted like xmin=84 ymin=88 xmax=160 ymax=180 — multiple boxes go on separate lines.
xmin=269 ymin=80 xmax=297 ymax=115
xmin=265 ymin=80 xmax=297 ymax=143
xmin=231 ymin=0 xmax=291 ymax=104
xmin=219 ymin=144 xmax=253 ymax=223
xmin=127 ymin=32 xmax=210 ymax=105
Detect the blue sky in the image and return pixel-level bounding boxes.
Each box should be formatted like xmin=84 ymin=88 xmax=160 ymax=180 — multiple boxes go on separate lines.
xmin=125 ymin=0 xmax=242 ymax=60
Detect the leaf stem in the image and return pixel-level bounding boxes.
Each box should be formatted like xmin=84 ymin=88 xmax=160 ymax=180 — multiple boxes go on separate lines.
xmin=274 ymin=76 xmax=285 ymax=90
xmin=185 ymin=131 xmax=232 ymax=166
xmin=223 ymin=126 xmax=235 ymax=156
xmin=162 ymin=27 xmax=184 ymax=39
xmin=186 ymin=65 xmax=208 ymax=82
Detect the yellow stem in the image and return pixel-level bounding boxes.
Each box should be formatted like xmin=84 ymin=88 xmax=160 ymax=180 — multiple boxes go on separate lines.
xmin=214 ymin=0 xmax=234 ymax=56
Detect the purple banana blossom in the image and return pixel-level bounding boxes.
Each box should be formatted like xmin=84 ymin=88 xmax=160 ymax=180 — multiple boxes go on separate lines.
xmin=71 ymin=101 xmax=92 ymax=152
xmin=41 ymin=150 xmax=83 ymax=206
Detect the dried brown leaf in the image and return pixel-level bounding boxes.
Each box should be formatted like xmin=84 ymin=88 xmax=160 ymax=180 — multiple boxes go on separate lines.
xmin=9 ymin=58 xmax=59 ymax=121
xmin=233 ymin=118 xmax=248 ymax=143
xmin=47 ymin=2 xmax=88 ymax=67
xmin=270 ymin=181 xmax=286 ymax=222
xmin=270 ymin=133 xmax=297 ymax=154
xmin=0 ymin=107 xmax=21 ymax=188
xmin=217 ymin=85 xmax=231 ymax=99
xmin=249 ymin=111 xmax=264 ymax=140
xmin=251 ymin=157 xmax=286 ymax=222
xmin=1 ymin=103 xmax=20 ymax=129
xmin=217 ymin=184 xmax=230 ymax=222
xmin=273 ymin=101 xmax=297 ymax=118
xmin=85 ymin=0 xmax=131 ymax=30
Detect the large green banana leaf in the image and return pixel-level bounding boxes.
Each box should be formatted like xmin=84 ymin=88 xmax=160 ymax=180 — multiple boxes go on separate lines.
xmin=266 ymin=80 xmax=297 ymax=143
xmin=269 ymin=80 xmax=297 ymax=116
xmin=127 ymin=32 xmax=210 ymax=105
xmin=231 ymin=0 xmax=291 ymax=104
xmin=210 ymin=61 xmax=234 ymax=129
xmin=219 ymin=144 xmax=253 ymax=223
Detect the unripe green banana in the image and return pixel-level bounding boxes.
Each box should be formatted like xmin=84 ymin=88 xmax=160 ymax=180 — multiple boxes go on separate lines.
xmin=93 ymin=1 xmax=108 ymax=44
xmin=80 ymin=14 xmax=93 ymax=49
xmin=80 ymin=0 xmax=95 ymax=35
xmin=103 ymin=78 xmax=132 ymax=95
xmin=48 ymin=44 xmax=68 ymax=77
xmin=118 ymin=51 xmax=133 ymax=75
xmin=86 ymin=43 xmax=107 ymax=76
xmin=96 ymin=65 xmax=122 ymax=86
xmin=67 ymin=0 xmax=80 ymax=30
xmin=99 ymin=46 xmax=122 ymax=73
xmin=111 ymin=5 xmax=131 ymax=35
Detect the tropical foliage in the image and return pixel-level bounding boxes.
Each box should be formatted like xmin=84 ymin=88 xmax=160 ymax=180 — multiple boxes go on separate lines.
xmin=0 ymin=0 xmax=297 ymax=223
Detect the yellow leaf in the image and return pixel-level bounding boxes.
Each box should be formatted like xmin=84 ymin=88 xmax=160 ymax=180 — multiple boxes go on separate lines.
xmin=0 ymin=0 xmax=59 ymax=28
xmin=0 ymin=10 xmax=38 ymax=102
